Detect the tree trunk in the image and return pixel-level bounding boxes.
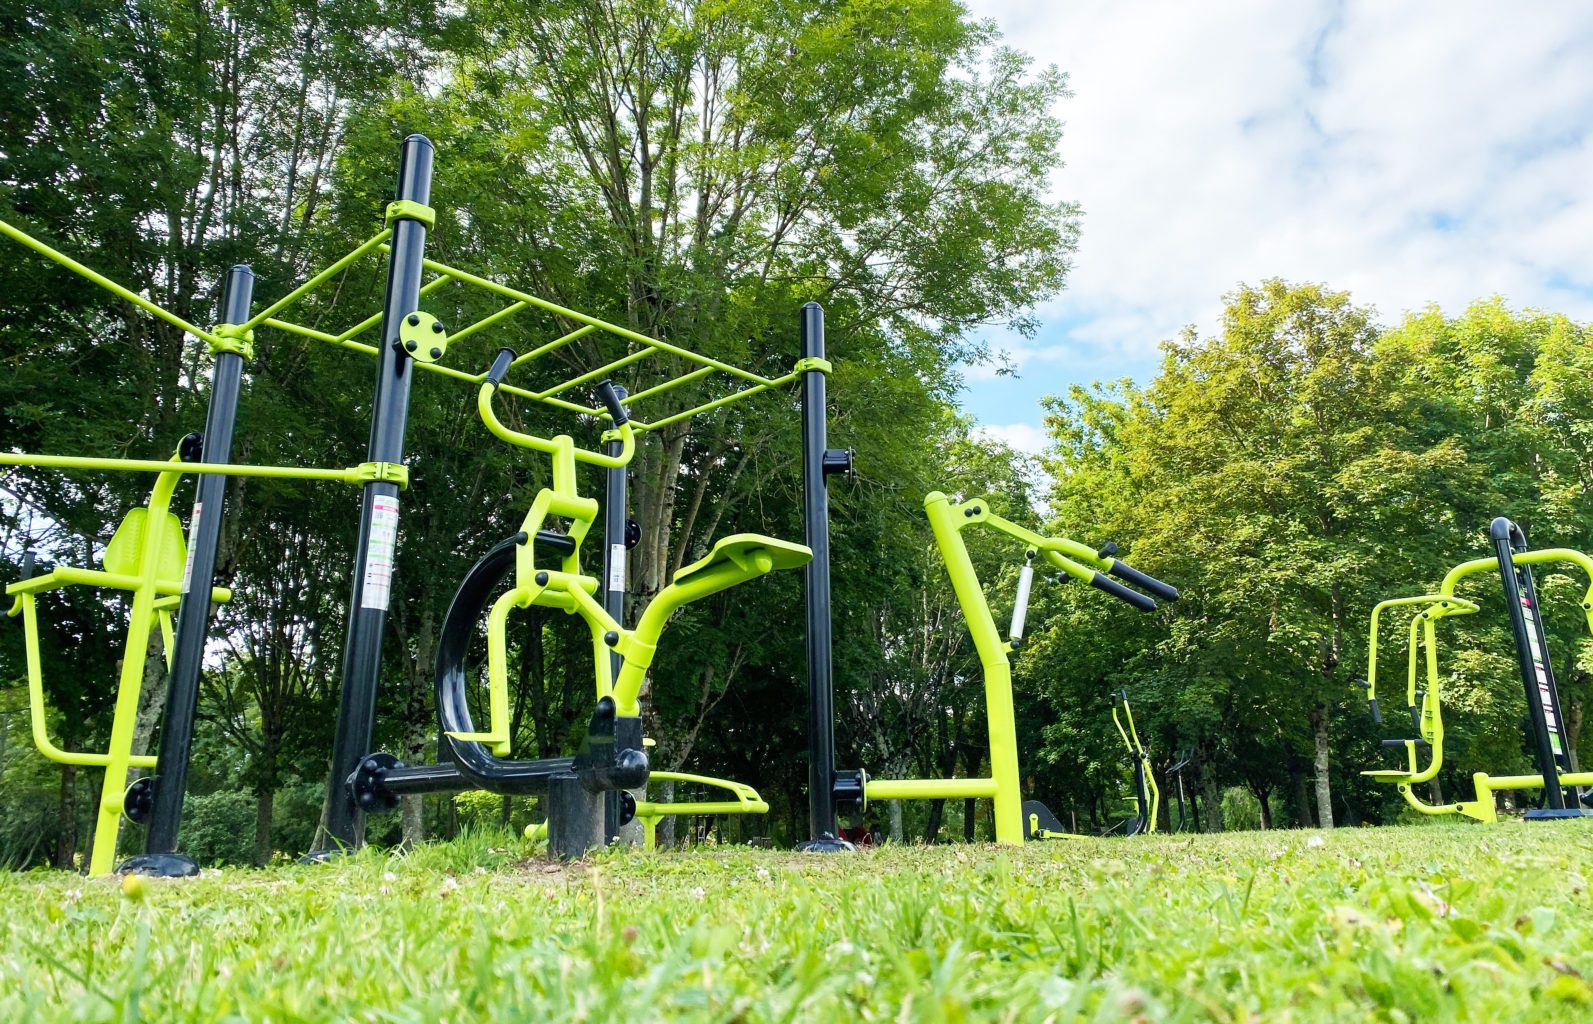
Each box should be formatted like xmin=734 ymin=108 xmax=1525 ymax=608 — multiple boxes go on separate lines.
xmin=400 ymin=796 xmax=425 ymax=848
xmin=131 ymin=630 xmax=168 ymax=758
xmin=253 ymin=785 xmax=274 ymax=866
xmin=888 ymin=800 xmax=903 ymax=844
xmin=1311 ymin=706 xmax=1335 ymax=827
xmin=1291 ymin=771 xmax=1312 ymax=828
xmin=924 ymin=798 xmax=945 ymax=842
xmin=80 ymin=775 xmax=103 ymax=871
xmin=1257 ymin=789 xmax=1273 ymax=830
xmin=1200 ymin=774 xmax=1224 ymax=832
xmin=55 ymin=760 xmax=78 ymax=869
xmin=657 ymin=779 xmax=676 ymax=848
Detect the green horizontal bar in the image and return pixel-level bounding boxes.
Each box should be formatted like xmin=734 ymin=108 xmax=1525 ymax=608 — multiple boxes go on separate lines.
xmin=514 ymin=325 xmax=598 ymax=365
xmin=864 ymin=777 xmax=999 ymax=801
xmin=532 ymin=348 xmax=655 ymax=400
xmin=240 ymin=228 xmax=393 ymax=331
xmin=0 ymin=219 xmax=221 ymax=347
xmin=0 ymin=452 xmax=361 ymax=485
xmin=264 ymin=318 xmax=379 ymax=357
xmin=621 ymin=366 xmax=715 ymax=408
xmin=449 ymin=300 xmax=529 ymax=349
xmin=638 ymin=377 xmax=793 ymax=433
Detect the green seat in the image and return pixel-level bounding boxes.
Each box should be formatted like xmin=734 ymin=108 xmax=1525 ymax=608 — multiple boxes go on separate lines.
xmin=672 ymin=533 xmax=812 ymax=584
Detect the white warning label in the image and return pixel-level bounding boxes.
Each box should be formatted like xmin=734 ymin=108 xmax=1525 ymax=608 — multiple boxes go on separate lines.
xmin=361 ymin=495 xmax=400 ymax=610
xmin=181 ymin=502 xmax=203 ymax=595
xmin=608 ymin=543 xmax=627 ymax=593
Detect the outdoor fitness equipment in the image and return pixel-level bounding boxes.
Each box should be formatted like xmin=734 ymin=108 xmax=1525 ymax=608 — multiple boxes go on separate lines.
xmin=1109 ymin=689 xmax=1159 ymax=837
xmin=2 ymin=135 xmax=832 ymax=871
xmin=824 ymin=495 xmax=1179 ymax=845
xmin=347 ymin=344 xmax=813 ymax=858
xmin=1359 ymin=517 xmax=1593 ymax=821
xmin=1166 ymin=753 xmax=1194 ymax=834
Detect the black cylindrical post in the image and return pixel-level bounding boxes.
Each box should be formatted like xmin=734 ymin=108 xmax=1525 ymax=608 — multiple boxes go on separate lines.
xmin=312 ymin=135 xmax=434 ymax=857
xmin=120 ymin=265 xmax=255 ymax=877
xmin=601 ymin=417 xmax=628 ymax=842
xmin=1490 ymin=517 xmax=1576 ymax=814
xmin=796 ymin=303 xmax=849 ymax=852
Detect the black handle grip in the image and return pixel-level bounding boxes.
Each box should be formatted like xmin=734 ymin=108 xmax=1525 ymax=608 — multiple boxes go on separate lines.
xmin=1368 ymin=698 xmax=1382 ymax=725
xmin=1380 ymin=738 xmax=1429 ymax=748
xmin=595 ymin=379 xmax=628 ymax=426
xmin=485 ymin=347 xmax=516 ymax=386
xmin=1108 ymin=559 xmax=1179 ymax=602
xmin=1088 ymin=573 xmax=1157 ymax=613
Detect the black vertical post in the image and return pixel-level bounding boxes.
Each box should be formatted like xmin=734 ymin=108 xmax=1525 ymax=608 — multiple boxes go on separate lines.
xmin=120 ymin=265 xmax=254 ymax=877
xmin=311 ymin=135 xmax=434 ymax=857
xmin=601 ymin=406 xmax=628 ymax=841
xmin=796 ymin=302 xmax=850 ymax=852
xmin=1490 ymin=517 xmax=1588 ymax=817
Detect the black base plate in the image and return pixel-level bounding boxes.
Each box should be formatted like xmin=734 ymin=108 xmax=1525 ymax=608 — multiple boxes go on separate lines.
xmin=1524 ymin=807 xmax=1593 ymax=820
xmin=299 ymin=846 xmax=351 ymax=865
xmin=796 ymin=835 xmax=855 ymax=853
xmin=116 ymin=853 xmax=200 ymax=878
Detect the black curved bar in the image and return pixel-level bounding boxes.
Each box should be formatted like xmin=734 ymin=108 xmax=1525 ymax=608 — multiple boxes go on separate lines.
xmin=428 ymin=532 xmax=582 ymax=795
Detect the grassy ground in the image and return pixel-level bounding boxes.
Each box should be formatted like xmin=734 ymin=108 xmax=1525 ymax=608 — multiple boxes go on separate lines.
xmin=2 ymin=823 xmax=1592 ymax=1022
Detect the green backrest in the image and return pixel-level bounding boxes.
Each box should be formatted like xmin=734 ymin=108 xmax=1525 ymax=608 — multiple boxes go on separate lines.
xmin=103 ymin=508 xmax=188 ymax=581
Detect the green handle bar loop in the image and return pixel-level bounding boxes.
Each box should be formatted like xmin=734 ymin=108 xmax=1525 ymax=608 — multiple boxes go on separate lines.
xmin=1362 ymin=594 xmax=1480 ymax=705
xmin=478 ymin=382 xmax=636 ymax=469
xmin=631 ymin=771 xmax=770 ymax=850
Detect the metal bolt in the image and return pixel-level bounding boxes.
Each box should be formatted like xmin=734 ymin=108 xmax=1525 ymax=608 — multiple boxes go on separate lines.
xmin=431 ymin=321 xmax=444 ymax=333
xmin=430 ymin=347 xmax=442 ymax=359
xmin=535 ymin=571 xmax=549 ymax=586
xmin=407 ymin=314 xmax=421 ymax=326
xmin=604 ymin=631 xmax=619 ymax=647
xmin=405 ymin=340 xmax=418 ymax=352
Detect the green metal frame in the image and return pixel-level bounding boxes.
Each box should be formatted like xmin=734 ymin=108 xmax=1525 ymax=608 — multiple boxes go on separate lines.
xmin=450 ymin=370 xmax=810 ymax=825
xmin=1360 ymin=549 xmax=1593 ymax=820
xmin=858 ymin=491 xmax=1139 ymax=845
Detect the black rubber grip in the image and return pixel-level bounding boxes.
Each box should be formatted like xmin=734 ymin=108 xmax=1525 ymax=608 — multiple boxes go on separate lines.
xmin=1089 ymin=573 xmax=1157 ymax=613
xmin=1108 ymin=559 xmax=1179 ymax=602
xmin=595 ymin=379 xmax=628 ymax=425
xmin=1380 ymin=738 xmax=1430 ymax=748
xmin=485 ymin=347 xmax=516 ymax=386
xmin=1368 ymin=698 xmax=1382 ymax=725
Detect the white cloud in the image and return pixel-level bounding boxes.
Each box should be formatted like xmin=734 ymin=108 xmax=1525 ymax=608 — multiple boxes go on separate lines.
xmin=973 ymin=421 xmax=1049 ymax=455
xmin=964 ymin=0 xmax=1593 ymax=402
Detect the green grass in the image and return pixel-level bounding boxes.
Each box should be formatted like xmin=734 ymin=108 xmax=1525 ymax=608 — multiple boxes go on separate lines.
xmin=3 ymin=824 xmax=1592 ymax=1022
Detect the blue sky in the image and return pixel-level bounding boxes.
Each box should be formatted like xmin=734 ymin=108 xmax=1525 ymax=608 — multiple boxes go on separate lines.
xmin=960 ymin=0 xmax=1593 ymax=453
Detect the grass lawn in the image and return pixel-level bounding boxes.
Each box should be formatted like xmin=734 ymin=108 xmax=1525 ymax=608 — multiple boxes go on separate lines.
xmin=2 ymin=822 xmax=1592 ymax=1022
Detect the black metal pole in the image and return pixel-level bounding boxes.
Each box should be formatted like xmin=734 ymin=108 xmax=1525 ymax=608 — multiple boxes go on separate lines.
xmin=119 ymin=265 xmax=254 ymax=877
xmin=311 ymin=135 xmax=434 ymax=857
xmin=1490 ymin=517 xmax=1586 ymax=817
xmin=796 ymin=302 xmax=849 ymax=852
xmin=601 ymin=410 xmax=628 ymax=842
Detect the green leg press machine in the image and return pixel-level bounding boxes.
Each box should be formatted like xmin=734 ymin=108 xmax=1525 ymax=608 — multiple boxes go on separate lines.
xmin=1358 ymin=517 xmax=1593 ymax=821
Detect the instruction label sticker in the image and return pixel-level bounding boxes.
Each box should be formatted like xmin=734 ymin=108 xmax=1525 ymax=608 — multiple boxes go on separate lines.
xmin=361 ymin=495 xmax=400 ymax=610
xmin=608 ymin=543 xmax=627 ymax=593
xmin=1520 ymin=593 xmax=1565 ymax=755
xmin=181 ymin=502 xmax=203 ymax=595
